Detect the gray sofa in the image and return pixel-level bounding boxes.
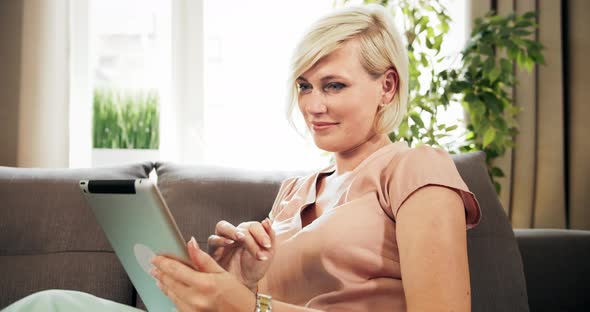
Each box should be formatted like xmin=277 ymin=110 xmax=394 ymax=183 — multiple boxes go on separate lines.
xmin=1 ymin=152 xmax=589 ymax=311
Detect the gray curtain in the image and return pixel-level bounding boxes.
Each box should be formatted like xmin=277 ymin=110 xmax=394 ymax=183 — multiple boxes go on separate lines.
xmin=470 ymin=0 xmax=590 ymax=230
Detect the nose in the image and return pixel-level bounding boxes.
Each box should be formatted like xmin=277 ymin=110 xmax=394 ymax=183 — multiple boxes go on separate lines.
xmin=303 ymin=91 xmax=327 ymax=115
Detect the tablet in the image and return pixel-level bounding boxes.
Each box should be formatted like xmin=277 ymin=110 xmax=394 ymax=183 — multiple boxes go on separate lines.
xmin=79 ymin=179 xmax=190 ymax=312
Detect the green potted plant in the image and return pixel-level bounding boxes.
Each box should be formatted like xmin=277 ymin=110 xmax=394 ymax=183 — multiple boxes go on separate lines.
xmin=92 ymin=88 xmax=160 ymax=167
xmin=339 ymin=0 xmax=545 ymax=193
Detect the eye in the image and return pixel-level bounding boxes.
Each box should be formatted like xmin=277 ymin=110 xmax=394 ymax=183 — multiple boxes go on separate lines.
xmin=297 ymin=82 xmax=312 ymax=93
xmin=325 ymin=82 xmax=346 ymax=91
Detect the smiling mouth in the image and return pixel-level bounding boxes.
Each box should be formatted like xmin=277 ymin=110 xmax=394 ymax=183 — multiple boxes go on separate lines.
xmin=311 ymin=123 xmax=338 ymax=131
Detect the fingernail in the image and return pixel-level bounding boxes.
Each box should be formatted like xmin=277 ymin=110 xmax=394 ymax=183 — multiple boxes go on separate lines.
xmin=257 ymin=251 xmax=268 ymax=261
xmin=156 ymin=281 xmax=162 ymax=289
xmin=190 ymin=236 xmax=198 ymax=249
xmin=225 ymin=239 xmax=235 ymax=244
xmin=236 ymin=231 xmax=245 ymax=240
xmin=263 ymin=240 xmax=271 ymax=248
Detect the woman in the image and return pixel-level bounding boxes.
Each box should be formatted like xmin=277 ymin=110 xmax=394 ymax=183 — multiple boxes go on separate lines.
xmin=4 ymin=4 xmax=480 ymax=312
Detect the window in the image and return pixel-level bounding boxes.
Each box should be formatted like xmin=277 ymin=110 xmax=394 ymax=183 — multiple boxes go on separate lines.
xmin=201 ymin=0 xmax=468 ymax=171
xmin=71 ymin=0 xmax=468 ymax=170
xmin=202 ymin=0 xmax=335 ymax=171
xmin=89 ymin=0 xmax=171 ymax=166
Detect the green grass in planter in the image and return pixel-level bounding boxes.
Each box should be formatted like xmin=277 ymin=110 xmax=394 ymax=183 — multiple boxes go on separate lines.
xmin=93 ymin=88 xmax=160 ymax=149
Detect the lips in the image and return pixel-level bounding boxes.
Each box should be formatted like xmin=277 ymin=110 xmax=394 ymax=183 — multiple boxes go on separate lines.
xmin=311 ymin=121 xmax=338 ymax=131
xmin=312 ymin=121 xmax=338 ymax=126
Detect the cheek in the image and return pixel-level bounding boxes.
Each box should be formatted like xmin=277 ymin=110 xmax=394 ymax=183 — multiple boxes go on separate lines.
xmin=296 ymin=99 xmax=308 ymax=121
xmin=337 ymin=95 xmax=378 ymax=126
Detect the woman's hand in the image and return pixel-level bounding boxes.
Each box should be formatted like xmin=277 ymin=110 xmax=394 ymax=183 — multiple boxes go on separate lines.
xmin=207 ymin=218 xmax=275 ymax=292
xmin=151 ymin=238 xmax=256 ymax=312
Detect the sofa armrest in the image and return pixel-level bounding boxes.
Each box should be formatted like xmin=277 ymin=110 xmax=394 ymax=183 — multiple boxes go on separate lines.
xmin=514 ymin=229 xmax=590 ymax=311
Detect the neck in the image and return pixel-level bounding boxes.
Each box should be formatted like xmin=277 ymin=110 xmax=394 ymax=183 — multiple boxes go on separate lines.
xmin=332 ymin=133 xmax=391 ymax=175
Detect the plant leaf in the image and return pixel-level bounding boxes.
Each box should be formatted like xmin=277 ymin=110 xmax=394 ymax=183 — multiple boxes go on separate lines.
xmin=410 ymin=112 xmax=425 ymax=128
xmin=483 ymin=127 xmax=496 ymax=148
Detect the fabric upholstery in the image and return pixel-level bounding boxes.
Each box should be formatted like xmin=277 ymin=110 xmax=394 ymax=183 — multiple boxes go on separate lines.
xmin=0 ymin=253 xmax=132 ymax=308
xmin=450 ymin=152 xmax=529 ymax=312
xmin=0 ymin=162 xmax=153 ymax=308
xmin=4 ymin=157 xmax=588 ymax=311
xmin=514 ymin=229 xmax=590 ymax=311
xmin=154 ymin=162 xmax=302 ymax=245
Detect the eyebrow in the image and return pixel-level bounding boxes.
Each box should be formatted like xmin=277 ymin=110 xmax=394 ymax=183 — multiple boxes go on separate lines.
xmin=296 ymin=75 xmax=348 ymax=82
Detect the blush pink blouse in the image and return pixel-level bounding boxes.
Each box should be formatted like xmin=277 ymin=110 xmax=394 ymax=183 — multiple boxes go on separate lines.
xmin=259 ymin=141 xmax=482 ymax=311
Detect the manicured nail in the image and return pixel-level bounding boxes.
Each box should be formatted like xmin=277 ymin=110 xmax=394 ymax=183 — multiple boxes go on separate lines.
xmin=225 ymin=239 xmax=235 ymax=244
xmin=263 ymin=240 xmax=271 ymax=248
xmin=190 ymin=236 xmax=198 ymax=249
xmin=257 ymin=251 xmax=268 ymax=261
xmin=236 ymin=231 xmax=245 ymax=240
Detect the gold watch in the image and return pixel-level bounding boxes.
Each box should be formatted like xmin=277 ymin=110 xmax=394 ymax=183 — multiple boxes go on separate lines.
xmin=255 ymin=293 xmax=272 ymax=312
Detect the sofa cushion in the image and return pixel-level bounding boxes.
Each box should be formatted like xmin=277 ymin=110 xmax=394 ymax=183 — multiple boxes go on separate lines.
xmin=515 ymin=229 xmax=590 ymax=311
xmin=0 ymin=162 xmax=152 ymax=308
xmin=453 ymin=152 xmax=529 ymax=312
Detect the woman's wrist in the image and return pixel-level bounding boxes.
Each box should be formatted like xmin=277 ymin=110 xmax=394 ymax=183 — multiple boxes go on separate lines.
xmin=247 ymin=283 xmax=258 ymax=294
xmin=246 ymin=275 xmax=266 ymax=294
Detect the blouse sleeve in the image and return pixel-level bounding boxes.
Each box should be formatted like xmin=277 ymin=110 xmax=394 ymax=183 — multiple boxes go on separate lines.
xmin=387 ymin=145 xmax=481 ymax=229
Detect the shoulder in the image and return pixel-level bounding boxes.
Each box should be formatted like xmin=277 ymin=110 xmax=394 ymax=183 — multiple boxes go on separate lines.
xmin=394 ymin=144 xmax=454 ymax=165
xmin=389 ymin=144 xmax=457 ymax=176
xmin=384 ymin=144 xmax=481 ymax=228
xmin=376 ymin=142 xmax=458 ymax=184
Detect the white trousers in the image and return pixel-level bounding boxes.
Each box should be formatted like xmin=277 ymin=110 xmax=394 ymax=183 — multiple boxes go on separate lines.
xmin=2 ymin=290 xmax=145 ymax=312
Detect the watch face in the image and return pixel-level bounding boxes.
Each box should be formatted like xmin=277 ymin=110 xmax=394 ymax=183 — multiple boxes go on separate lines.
xmin=257 ymin=294 xmax=272 ymax=311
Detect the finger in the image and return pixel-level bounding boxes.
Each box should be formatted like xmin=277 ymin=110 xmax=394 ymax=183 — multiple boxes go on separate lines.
xmin=208 ymin=234 xmax=235 ymax=247
xmin=215 ymin=220 xmax=245 ymax=241
xmin=248 ymin=222 xmax=272 ymax=249
xmin=236 ymin=228 xmax=270 ymax=261
xmin=152 ymin=266 xmax=192 ymax=302
xmin=207 ymin=234 xmax=235 ymax=255
xmin=212 ymin=246 xmax=226 ymax=262
xmin=188 ymin=236 xmax=225 ymax=273
xmin=262 ymin=218 xmax=276 ymax=245
xmin=166 ymin=292 xmax=193 ymax=312
xmin=151 ymin=255 xmax=199 ymax=286
xmin=155 ymin=276 xmax=193 ymax=312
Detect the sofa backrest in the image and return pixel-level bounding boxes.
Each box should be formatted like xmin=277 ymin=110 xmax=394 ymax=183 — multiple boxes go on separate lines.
xmin=154 ymin=163 xmax=300 ymax=245
xmin=453 ymin=152 xmax=529 ymax=312
xmin=0 ymin=162 xmax=153 ymax=309
xmin=156 ymin=152 xmax=530 ymax=312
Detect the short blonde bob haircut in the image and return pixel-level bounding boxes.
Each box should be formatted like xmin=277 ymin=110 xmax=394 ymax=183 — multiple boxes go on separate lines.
xmin=287 ymin=5 xmax=409 ymax=135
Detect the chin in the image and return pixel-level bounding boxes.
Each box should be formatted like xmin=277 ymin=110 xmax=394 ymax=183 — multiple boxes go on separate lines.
xmin=312 ymin=135 xmax=349 ymax=153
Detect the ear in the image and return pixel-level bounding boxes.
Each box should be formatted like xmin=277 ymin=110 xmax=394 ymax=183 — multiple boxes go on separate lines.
xmin=381 ymin=68 xmax=399 ymax=104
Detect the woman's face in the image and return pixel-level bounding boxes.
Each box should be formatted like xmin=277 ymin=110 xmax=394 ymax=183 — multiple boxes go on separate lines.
xmin=296 ymin=40 xmax=388 ymax=153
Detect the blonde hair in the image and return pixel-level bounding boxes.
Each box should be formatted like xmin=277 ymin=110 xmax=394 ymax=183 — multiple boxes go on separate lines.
xmin=287 ymin=5 xmax=409 ymax=134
